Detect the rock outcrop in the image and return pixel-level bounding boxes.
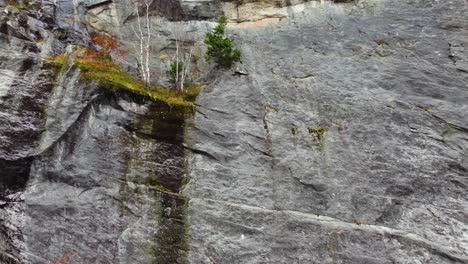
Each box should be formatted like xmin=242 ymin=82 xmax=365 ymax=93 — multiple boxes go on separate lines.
xmin=1 ymin=2 xmax=190 ymax=263
xmin=185 ymin=0 xmax=468 ymax=263
xmin=0 ymin=0 xmax=467 ymax=263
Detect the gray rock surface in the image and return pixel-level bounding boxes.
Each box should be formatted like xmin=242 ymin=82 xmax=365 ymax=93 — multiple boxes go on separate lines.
xmin=1 ymin=3 xmax=189 ymax=263
xmin=0 ymin=0 xmax=467 ymax=263
xmin=185 ymin=0 xmax=468 ymax=263
xmin=0 ymin=6 xmax=58 ymax=263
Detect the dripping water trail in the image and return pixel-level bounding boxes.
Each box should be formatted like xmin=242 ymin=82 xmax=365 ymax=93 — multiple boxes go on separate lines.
xmin=144 ymin=104 xmax=189 ymax=264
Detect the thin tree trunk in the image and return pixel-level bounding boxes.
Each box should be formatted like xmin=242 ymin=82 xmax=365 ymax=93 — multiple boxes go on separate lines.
xmin=175 ymin=38 xmax=179 ymax=91
xmin=144 ymin=0 xmax=151 ymax=87
xmin=181 ymin=48 xmax=192 ymax=92
xmin=135 ymin=3 xmax=146 ymax=85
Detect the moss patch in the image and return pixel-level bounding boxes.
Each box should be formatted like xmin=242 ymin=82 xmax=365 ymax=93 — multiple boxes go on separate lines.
xmin=308 ymin=126 xmax=328 ymax=142
xmin=375 ymin=51 xmax=386 ymax=58
xmin=308 ymin=126 xmax=328 ymax=152
xmin=375 ymin=38 xmax=387 ymax=46
xmin=150 ymin=184 xmax=173 ymax=194
xmin=8 ymin=0 xmax=29 ymax=10
xmin=48 ymin=55 xmax=201 ymax=111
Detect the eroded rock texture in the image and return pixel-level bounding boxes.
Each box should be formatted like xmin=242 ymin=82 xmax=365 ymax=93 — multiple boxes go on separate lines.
xmin=0 ymin=0 xmax=467 ymax=263
xmin=1 ymin=3 xmax=189 ymax=263
xmin=185 ymin=0 xmax=468 ymax=263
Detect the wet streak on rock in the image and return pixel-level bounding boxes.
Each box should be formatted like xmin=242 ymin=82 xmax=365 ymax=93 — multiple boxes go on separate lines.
xmin=0 ymin=158 xmax=34 ymax=196
xmin=136 ymin=104 xmax=189 ymax=264
xmin=0 ymin=157 xmax=33 ymax=264
xmin=153 ymin=106 xmax=187 ymax=264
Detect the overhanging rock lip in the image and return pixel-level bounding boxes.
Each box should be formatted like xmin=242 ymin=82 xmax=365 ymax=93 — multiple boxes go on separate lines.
xmin=86 ymin=0 xmax=112 ymax=10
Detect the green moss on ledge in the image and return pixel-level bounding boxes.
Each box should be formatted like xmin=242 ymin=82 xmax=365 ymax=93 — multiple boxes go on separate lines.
xmin=48 ymin=55 xmax=201 ymax=111
xmin=7 ymin=0 xmax=29 ymax=10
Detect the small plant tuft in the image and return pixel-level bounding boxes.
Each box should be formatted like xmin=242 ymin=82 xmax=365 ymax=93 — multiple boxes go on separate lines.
xmin=308 ymin=126 xmax=329 ymax=152
xmin=204 ymin=16 xmax=241 ymax=69
xmin=308 ymin=126 xmax=328 ymax=142
xmin=166 ymin=60 xmax=193 ymax=91
xmin=375 ymin=50 xmax=386 ymax=58
xmin=167 ymin=61 xmax=184 ymax=85
xmin=291 ymin=127 xmax=298 ymax=136
xmin=375 ymin=38 xmax=387 ymax=46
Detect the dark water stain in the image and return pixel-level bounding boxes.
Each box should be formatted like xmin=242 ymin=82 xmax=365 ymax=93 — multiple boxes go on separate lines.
xmin=117 ymin=98 xmax=190 ymax=264
xmin=0 ymin=157 xmax=34 ymax=197
xmin=145 ymin=104 xmax=189 ymax=264
xmin=153 ymin=192 xmax=188 ymax=264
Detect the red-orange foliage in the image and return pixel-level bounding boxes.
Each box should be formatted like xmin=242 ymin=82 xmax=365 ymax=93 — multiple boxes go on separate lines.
xmin=53 ymin=252 xmax=77 ymax=264
xmin=91 ymin=32 xmax=118 ymax=52
xmin=80 ymin=32 xmax=127 ymax=61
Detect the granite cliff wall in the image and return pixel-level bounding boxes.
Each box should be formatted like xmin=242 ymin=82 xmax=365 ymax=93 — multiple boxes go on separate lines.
xmin=0 ymin=0 xmax=467 ymax=263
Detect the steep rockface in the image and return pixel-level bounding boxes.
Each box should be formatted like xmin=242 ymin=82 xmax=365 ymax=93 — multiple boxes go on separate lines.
xmin=185 ymin=1 xmax=468 ymax=263
xmin=0 ymin=2 xmax=190 ymax=263
xmin=0 ymin=0 xmax=467 ymax=263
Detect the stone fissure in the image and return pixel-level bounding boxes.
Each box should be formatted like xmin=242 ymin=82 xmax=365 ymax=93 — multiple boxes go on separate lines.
xmin=191 ymin=198 xmax=468 ymax=263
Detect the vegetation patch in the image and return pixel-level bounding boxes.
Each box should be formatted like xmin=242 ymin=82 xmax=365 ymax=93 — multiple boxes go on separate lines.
xmin=49 ymin=54 xmax=70 ymax=77
xmin=308 ymin=126 xmax=328 ymax=152
xmin=375 ymin=51 xmax=386 ymax=58
xmin=48 ymin=33 xmax=201 ymax=111
xmin=150 ymin=184 xmax=173 ymax=194
xmin=290 ymin=127 xmax=298 ymax=136
xmin=7 ymin=0 xmax=29 ymax=10
xmin=204 ymin=16 xmax=241 ymax=69
xmin=375 ymin=38 xmax=387 ymax=46
xmin=167 ymin=60 xmax=193 ymax=92
xmin=308 ymin=126 xmax=328 ymax=142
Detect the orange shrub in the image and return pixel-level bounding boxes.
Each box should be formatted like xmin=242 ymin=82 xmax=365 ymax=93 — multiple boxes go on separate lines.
xmin=83 ymin=32 xmax=127 ymax=60
xmin=53 ymin=252 xmax=77 ymax=264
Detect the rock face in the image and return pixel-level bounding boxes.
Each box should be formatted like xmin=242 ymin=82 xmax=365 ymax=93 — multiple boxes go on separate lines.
xmin=1 ymin=2 xmax=190 ymax=263
xmin=184 ymin=0 xmax=468 ymax=263
xmin=0 ymin=0 xmax=467 ymax=263
xmin=0 ymin=6 xmax=58 ymax=263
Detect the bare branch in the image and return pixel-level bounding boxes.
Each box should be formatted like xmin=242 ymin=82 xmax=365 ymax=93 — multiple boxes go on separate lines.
xmin=135 ymin=2 xmax=146 ymax=85
xmin=144 ymin=0 xmax=151 ymax=87
xmin=181 ymin=48 xmax=192 ymax=92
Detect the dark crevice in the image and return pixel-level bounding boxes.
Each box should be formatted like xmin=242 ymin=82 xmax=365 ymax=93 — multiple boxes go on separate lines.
xmin=194 ymin=109 xmax=208 ymax=118
xmin=183 ymin=144 xmax=220 ymax=162
xmin=204 ymin=107 xmax=229 ymax=115
xmin=0 ymin=157 xmax=34 ymax=196
xmin=429 ymin=113 xmax=468 ymax=134
xmin=246 ymin=141 xmax=273 ymax=158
